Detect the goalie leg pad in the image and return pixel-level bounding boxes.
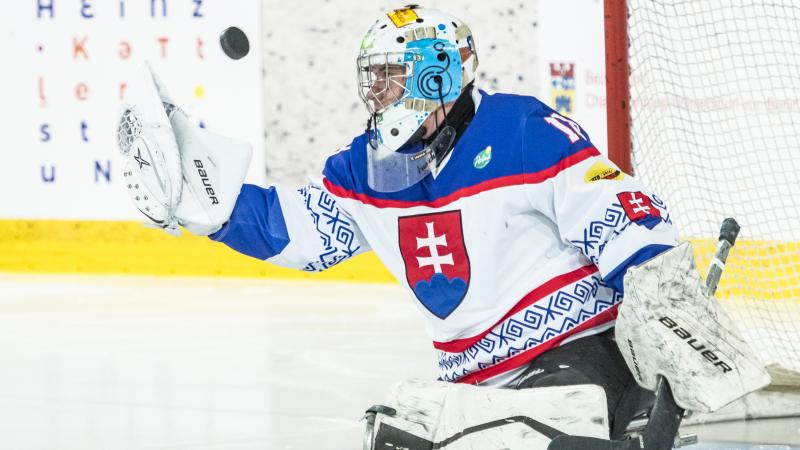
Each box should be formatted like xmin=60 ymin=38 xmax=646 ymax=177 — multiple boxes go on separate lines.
xmin=363 ymin=379 xmax=609 ymax=450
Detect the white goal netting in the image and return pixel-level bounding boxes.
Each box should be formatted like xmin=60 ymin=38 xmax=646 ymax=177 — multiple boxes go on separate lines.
xmin=626 ymin=0 xmax=800 ymax=384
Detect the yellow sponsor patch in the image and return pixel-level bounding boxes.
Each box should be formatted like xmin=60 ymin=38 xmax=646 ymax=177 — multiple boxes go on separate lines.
xmin=584 ymin=161 xmax=625 ymax=183
xmin=388 ymin=8 xmax=418 ymax=28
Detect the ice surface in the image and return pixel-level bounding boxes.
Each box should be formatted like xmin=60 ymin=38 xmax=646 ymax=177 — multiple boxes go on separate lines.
xmin=0 ymin=274 xmax=797 ymax=449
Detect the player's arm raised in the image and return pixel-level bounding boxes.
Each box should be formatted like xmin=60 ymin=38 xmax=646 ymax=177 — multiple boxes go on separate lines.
xmin=209 ymin=179 xmax=370 ymax=272
xmin=118 ymin=65 xmax=370 ymax=272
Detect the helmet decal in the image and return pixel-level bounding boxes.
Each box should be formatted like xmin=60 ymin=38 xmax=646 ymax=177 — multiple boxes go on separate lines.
xmin=388 ymin=8 xmax=419 ymax=28
xmin=405 ymin=39 xmax=461 ymax=103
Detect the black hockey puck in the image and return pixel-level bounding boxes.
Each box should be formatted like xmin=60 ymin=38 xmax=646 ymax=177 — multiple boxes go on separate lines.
xmin=220 ymin=26 xmax=250 ymax=60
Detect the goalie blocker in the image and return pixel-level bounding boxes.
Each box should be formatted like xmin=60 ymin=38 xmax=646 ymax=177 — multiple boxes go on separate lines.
xmin=364 ymin=221 xmax=770 ymax=450
xmin=615 ymin=239 xmax=770 ymax=414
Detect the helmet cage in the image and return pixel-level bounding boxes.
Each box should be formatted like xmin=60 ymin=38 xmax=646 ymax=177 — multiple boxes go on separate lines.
xmin=357 ymin=52 xmax=418 ymax=115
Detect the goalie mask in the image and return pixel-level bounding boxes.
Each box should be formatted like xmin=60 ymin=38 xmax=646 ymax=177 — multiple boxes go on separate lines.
xmin=357 ymin=6 xmax=478 ymax=192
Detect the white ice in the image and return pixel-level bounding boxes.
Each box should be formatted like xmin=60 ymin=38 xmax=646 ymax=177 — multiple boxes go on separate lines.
xmin=0 ymin=274 xmax=434 ymax=450
xmin=0 ymin=274 xmax=798 ymax=449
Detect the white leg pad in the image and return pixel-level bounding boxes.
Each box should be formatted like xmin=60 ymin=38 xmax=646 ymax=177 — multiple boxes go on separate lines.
xmin=365 ymin=378 xmax=608 ymax=450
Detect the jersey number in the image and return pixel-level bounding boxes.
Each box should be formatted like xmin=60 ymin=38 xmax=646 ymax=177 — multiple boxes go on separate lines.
xmin=544 ymin=112 xmax=587 ymax=144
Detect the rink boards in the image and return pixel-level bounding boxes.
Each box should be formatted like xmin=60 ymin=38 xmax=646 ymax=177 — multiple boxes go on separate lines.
xmin=2 ymin=219 xmax=800 ymax=302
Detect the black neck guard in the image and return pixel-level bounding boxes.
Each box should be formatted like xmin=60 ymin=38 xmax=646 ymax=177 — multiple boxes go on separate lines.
xmin=424 ymin=83 xmax=477 ymax=166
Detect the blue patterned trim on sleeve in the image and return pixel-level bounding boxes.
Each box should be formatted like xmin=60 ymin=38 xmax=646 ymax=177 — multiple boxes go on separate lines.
xmin=569 ymin=202 xmax=630 ymax=265
xmin=650 ymin=194 xmax=673 ymax=225
xmin=298 ymin=185 xmax=363 ymax=272
xmin=569 ymin=195 xmax=672 ymax=267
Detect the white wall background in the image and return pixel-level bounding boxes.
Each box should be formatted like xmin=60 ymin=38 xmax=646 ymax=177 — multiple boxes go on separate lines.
xmin=0 ymin=0 xmax=608 ymax=219
xmin=0 ymin=0 xmax=265 ymax=220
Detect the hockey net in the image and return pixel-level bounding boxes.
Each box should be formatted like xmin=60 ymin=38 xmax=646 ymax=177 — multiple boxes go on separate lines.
xmin=607 ymin=0 xmax=800 ymax=388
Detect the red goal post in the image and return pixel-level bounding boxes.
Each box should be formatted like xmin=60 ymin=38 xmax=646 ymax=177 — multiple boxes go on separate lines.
xmin=604 ymin=0 xmax=632 ymax=175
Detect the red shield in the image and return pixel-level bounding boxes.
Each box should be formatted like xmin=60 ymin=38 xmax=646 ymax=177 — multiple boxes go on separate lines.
xmin=398 ymin=211 xmax=471 ymax=319
xmin=617 ymin=191 xmax=662 ymax=229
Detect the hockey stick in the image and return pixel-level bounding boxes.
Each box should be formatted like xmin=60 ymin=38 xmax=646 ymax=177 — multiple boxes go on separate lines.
xmin=547 ymin=218 xmax=741 ymax=450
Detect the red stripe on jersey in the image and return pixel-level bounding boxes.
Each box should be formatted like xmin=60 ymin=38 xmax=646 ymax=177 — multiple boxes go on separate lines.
xmin=433 ymin=265 xmax=599 ymax=353
xmin=455 ymin=304 xmax=620 ymax=385
xmin=323 ymin=147 xmax=600 ymax=209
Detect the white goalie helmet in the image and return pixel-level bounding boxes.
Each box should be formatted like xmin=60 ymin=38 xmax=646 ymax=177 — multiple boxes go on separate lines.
xmin=357 ymin=5 xmax=478 ymax=192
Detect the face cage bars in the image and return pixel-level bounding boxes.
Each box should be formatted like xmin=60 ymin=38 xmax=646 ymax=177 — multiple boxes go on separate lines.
xmin=357 ymin=52 xmax=419 ymax=115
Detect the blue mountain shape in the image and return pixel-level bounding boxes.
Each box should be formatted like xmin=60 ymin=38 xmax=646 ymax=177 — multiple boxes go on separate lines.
xmin=413 ymin=273 xmax=469 ymax=319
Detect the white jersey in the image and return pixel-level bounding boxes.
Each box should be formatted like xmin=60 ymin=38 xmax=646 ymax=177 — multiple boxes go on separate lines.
xmin=210 ymin=91 xmax=678 ymax=386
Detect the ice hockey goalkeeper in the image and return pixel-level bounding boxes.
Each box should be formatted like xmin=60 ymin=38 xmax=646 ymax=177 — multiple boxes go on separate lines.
xmin=117 ymin=5 xmax=769 ymax=449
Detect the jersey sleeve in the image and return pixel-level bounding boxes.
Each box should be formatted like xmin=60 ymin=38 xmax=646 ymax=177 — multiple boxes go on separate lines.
xmin=522 ymin=110 xmax=678 ymax=294
xmin=209 ymin=180 xmax=371 ymax=272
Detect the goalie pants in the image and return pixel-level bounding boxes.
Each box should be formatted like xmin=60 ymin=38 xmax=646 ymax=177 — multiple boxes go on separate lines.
xmin=513 ymin=329 xmax=650 ymax=439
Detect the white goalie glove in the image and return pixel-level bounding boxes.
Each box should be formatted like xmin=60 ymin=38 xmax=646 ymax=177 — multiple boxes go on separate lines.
xmin=117 ymin=64 xmax=252 ymax=236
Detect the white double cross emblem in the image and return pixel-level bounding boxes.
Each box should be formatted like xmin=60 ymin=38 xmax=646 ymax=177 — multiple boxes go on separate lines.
xmin=416 ymin=222 xmax=454 ymax=273
xmin=628 ymin=193 xmax=652 ymax=215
